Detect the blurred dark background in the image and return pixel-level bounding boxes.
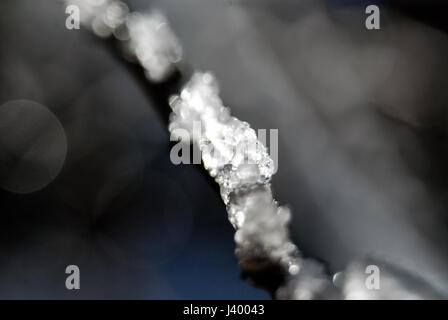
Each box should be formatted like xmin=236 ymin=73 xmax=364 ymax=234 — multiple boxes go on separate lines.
xmin=1 ymin=0 xmax=448 ymax=299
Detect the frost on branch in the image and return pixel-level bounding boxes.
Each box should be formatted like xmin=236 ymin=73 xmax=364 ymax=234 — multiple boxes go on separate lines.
xmin=65 ymin=0 xmax=182 ymax=82
xmin=169 ymin=73 xmax=275 ymax=204
xmin=168 ymin=72 xmax=331 ymax=298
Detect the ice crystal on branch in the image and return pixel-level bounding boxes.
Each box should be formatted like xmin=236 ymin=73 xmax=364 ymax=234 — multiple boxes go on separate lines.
xmin=125 ymin=11 xmax=182 ymax=82
xmin=65 ymin=0 xmax=182 ymax=82
xmin=169 ymin=73 xmax=275 ymax=204
xmin=169 ymin=73 xmax=313 ymax=298
xmin=66 ymin=0 xmax=128 ymax=37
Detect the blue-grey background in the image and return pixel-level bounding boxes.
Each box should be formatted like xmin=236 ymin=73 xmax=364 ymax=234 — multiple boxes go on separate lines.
xmin=1 ymin=0 xmax=448 ymax=299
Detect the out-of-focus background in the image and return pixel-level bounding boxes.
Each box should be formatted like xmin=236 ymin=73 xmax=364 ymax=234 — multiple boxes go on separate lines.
xmin=1 ymin=0 xmax=448 ymax=299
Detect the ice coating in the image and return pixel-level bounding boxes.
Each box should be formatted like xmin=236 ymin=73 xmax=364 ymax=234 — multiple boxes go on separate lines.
xmin=169 ymin=72 xmax=275 ymax=204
